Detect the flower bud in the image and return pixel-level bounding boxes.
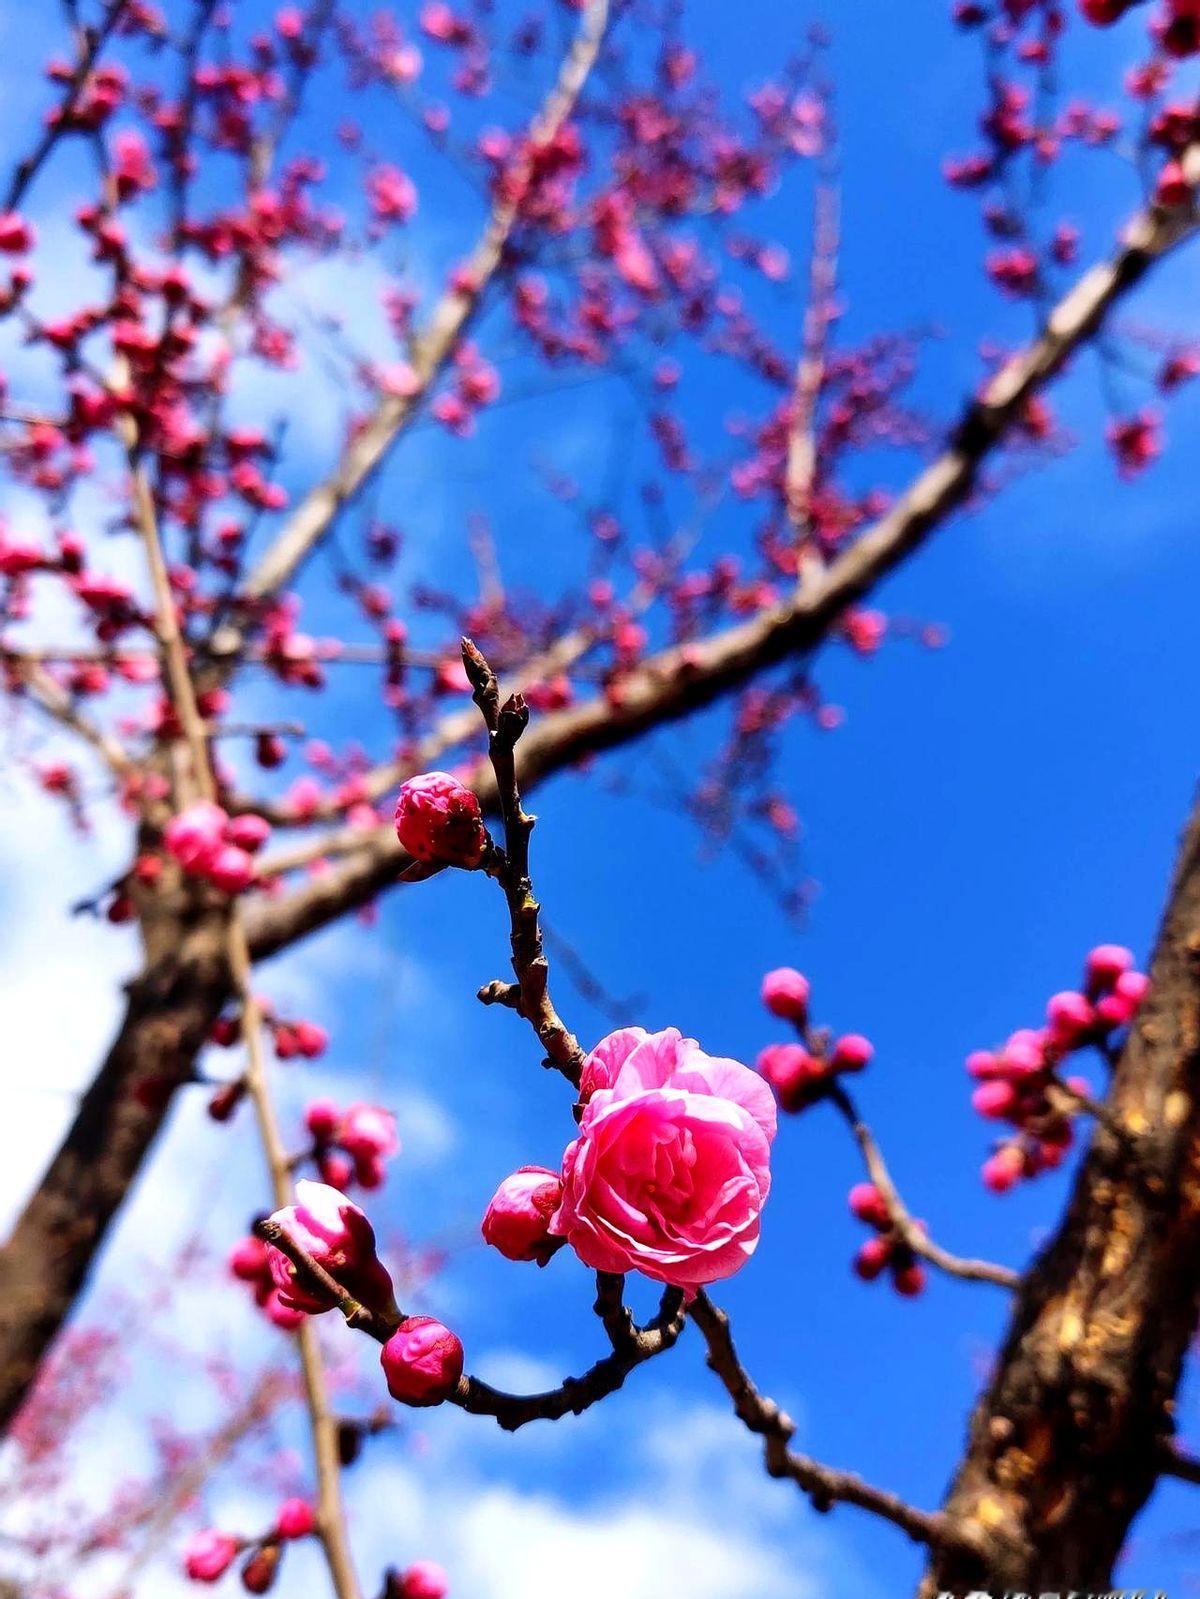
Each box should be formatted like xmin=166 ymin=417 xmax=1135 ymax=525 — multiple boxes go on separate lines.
xmin=1045 ymin=990 xmax=1094 ymax=1050
xmin=982 ymin=1146 xmax=1024 ymax=1194
xmin=848 ymin=1182 xmax=891 ymax=1229
xmin=265 ymin=1180 xmax=395 ymax=1316
xmin=225 ymin=813 xmax=271 ymax=853
xmin=241 ymin=1544 xmax=281 ymax=1594
xmin=1085 ymin=943 xmax=1133 ymax=994
xmin=831 ymin=1033 xmax=873 ymax=1073
xmin=164 ymin=801 xmax=228 ymax=872
xmin=274 ymin=1499 xmax=315 ymax=1541
xmin=208 ymin=844 xmax=257 ymax=895
xmin=972 ymin=1079 xmax=1018 ymax=1120
xmin=184 ymin=1529 xmax=240 ymax=1582
xmin=892 ymin=1261 xmax=927 ymax=1297
xmin=380 ymin=1316 xmax=463 ymax=1406
xmin=305 ymin=1098 xmax=341 ymax=1140
xmin=208 ymin=1079 xmax=247 ymax=1122
xmin=398 ymin=1562 xmax=450 ymax=1599
xmin=481 ymin=1166 xmax=564 ymax=1264
xmin=395 ymin=772 xmax=486 ymax=867
xmin=229 ymin=1236 xmax=270 ymax=1282
xmin=339 ymin=1103 xmax=400 ymax=1164
xmin=853 ymin=1236 xmax=892 ymax=1280
xmin=756 ymin=1042 xmax=822 ymax=1111
xmin=760 ymin=966 xmax=810 ymax=1022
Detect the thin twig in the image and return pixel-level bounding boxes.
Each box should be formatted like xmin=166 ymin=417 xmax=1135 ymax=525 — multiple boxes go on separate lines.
xmin=827 ymin=1083 xmax=1019 ymax=1290
xmin=689 ymin=1291 xmax=985 ymax=1556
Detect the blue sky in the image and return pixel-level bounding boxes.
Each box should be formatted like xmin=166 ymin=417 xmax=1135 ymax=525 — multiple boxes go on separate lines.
xmin=1 ymin=1 xmax=1200 ymax=1595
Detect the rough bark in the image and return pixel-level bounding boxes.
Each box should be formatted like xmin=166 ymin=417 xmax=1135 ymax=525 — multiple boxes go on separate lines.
xmin=920 ymin=792 xmax=1200 ymax=1594
xmin=0 ymin=889 xmax=232 ymax=1432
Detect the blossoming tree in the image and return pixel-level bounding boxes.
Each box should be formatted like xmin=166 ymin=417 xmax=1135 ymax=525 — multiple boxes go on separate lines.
xmin=0 ymin=0 xmax=1198 ymax=1594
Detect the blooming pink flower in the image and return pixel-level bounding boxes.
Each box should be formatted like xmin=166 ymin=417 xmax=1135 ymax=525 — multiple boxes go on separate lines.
xmin=397 ymin=1561 xmax=450 ymax=1599
xmin=551 ymin=1027 xmax=775 ymax=1288
xmin=760 ymin=966 xmax=810 ymax=1022
xmin=183 ymin=1528 xmax=239 ymax=1581
xmin=481 ymin=1166 xmax=564 ymax=1264
xmin=380 ymin=1316 xmax=464 ymax=1406
xmin=265 ymin=1180 xmax=395 ymax=1316
xmin=395 ymin=772 xmax=487 ymax=867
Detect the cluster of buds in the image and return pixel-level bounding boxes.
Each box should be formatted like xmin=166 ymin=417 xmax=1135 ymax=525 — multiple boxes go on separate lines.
xmin=969 ymin=944 xmax=1149 ymax=1192
xmin=394 ymin=772 xmax=488 ymax=868
xmin=163 ymin=802 xmax=270 ymax=895
xmin=257 ymin=1184 xmax=465 ymax=1409
xmin=182 ymin=1498 xmax=314 ymax=1591
xmin=302 ymin=1099 xmax=401 ymax=1191
xmin=755 ymin=967 xmax=874 ymax=1112
xmin=848 ymin=1183 xmax=927 ymax=1298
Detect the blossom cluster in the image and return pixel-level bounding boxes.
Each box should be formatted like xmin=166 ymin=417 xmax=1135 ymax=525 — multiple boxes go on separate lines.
xmin=755 ymin=966 xmax=875 ymax=1112
xmin=968 ymin=943 xmax=1150 ymax=1191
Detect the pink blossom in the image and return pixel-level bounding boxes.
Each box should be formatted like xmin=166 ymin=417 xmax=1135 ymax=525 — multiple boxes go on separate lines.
xmin=551 ymin=1027 xmax=775 ymax=1288
xmin=183 ymin=1528 xmax=239 ymax=1581
xmin=481 ymin=1166 xmax=564 ymax=1264
xmin=380 ymin=1316 xmax=463 ymax=1406
xmin=265 ymin=1180 xmax=395 ymax=1316
xmin=395 ymin=772 xmax=487 ymax=867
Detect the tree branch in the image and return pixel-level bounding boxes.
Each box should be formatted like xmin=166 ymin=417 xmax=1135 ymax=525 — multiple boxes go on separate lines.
xmin=244 ymin=161 xmax=1200 ymax=963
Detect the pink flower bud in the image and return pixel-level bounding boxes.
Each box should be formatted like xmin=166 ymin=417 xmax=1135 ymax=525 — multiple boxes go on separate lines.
xmin=184 ymin=1529 xmax=240 ymax=1581
xmin=274 ymin=1498 xmax=315 ymax=1541
xmin=982 ymin=1146 xmax=1024 ymax=1193
xmin=848 ymin=1182 xmax=891 ymax=1229
xmin=305 ymin=1098 xmax=341 ymax=1139
xmin=225 ymin=813 xmax=271 ymax=853
xmin=265 ymin=1180 xmax=395 ymax=1316
xmin=760 ymin=966 xmax=810 ymax=1022
xmin=853 ymin=1236 xmax=892 ymax=1280
xmin=1114 ymin=969 xmax=1150 ymax=1010
xmin=1085 ymin=943 xmax=1133 ymax=994
xmin=291 ymin=1020 xmax=329 ymax=1058
xmin=397 ymin=1562 xmax=449 ymax=1599
xmin=339 ymin=1103 xmax=400 ymax=1164
xmin=164 ymin=801 xmax=228 ymax=872
xmin=380 ymin=1316 xmax=463 ymax=1406
xmin=395 ymin=772 xmax=486 ymax=867
xmin=482 ymin=1166 xmax=564 ymax=1264
xmin=208 ymin=844 xmax=257 ymax=895
xmin=318 ymin=1151 xmax=355 ymax=1189
xmin=966 ymin=1049 xmax=1000 ymax=1080
xmin=892 ymin=1261 xmax=927 ymax=1297
xmin=972 ymin=1079 xmax=1018 ymax=1120
xmin=229 ymin=1236 xmax=270 ymax=1282
xmin=1000 ymin=1031 xmax=1045 ymax=1077
xmin=831 ymin=1033 xmax=873 ymax=1073
xmin=1046 ymin=990 xmax=1094 ymax=1049
xmin=757 ymin=1042 xmax=822 ymax=1111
